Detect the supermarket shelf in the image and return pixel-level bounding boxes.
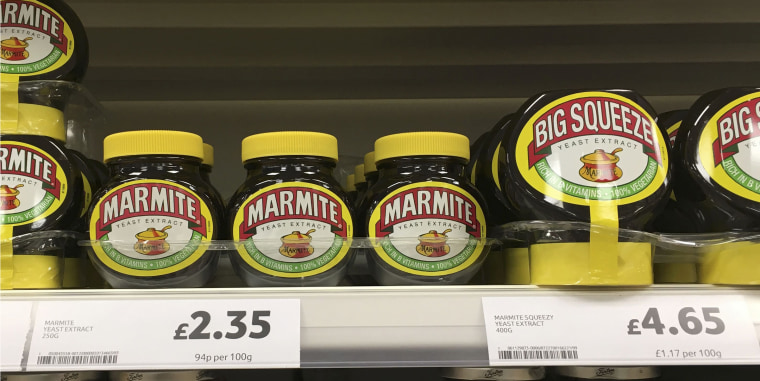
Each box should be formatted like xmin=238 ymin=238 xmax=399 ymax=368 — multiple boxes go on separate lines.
xmin=2 ymin=285 xmax=760 ymax=368
xmin=68 ymin=0 xmax=760 ymax=28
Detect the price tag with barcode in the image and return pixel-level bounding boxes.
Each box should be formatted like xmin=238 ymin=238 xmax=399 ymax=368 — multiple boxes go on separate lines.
xmin=482 ymin=294 xmax=760 ymax=365
xmin=26 ymin=299 xmax=300 ymax=371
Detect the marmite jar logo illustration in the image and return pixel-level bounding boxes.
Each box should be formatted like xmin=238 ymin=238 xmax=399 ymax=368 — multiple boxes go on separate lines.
xmin=416 ymin=229 xmax=451 ymax=257
xmin=579 ymin=148 xmax=623 ymax=183
xmin=279 ymin=229 xmax=316 ymax=258
xmin=133 ymin=226 xmax=172 ymax=255
xmin=0 ymin=184 xmax=23 ymax=210
xmin=0 ymin=37 xmax=32 ymax=61
xmin=232 ymin=183 xmax=353 ymax=278
xmin=89 ymin=180 xmax=214 ymax=276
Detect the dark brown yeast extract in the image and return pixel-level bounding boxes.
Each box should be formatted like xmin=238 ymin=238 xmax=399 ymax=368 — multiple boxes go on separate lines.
xmin=362 ymin=132 xmax=489 ymax=285
xmin=88 ymin=131 xmax=220 ymax=288
xmin=227 ymin=132 xmax=353 ymax=287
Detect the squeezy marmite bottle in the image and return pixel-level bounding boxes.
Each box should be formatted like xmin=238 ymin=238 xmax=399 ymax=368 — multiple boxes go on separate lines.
xmin=652 ymin=110 xmax=698 ymax=284
xmin=0 ymin=103 xmax=84 ymax=289
xmin=88 ymin=130 xmax=221 ymax=288
xmin=674 ymin=87 xmax=760 ymax=284
xmin=503 ymin=90 xmax=671 ymax=285
xmin=227 ymin=131 xmax=354 ymax=287
xmin=362 ymin=132 xmax=489 ymax=285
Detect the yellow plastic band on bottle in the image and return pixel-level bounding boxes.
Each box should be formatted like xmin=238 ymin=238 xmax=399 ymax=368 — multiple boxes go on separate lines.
xmin=530 ymin=241 xmax=652 ymax=285
xmin=504 ymin=247 xmax=531 ymax=285
xmin=0 ymin=227 xmax=13 ymax=289
xmin=699 ymin=242 xmax=760 ymax=285
xmin=1 ymin=78 xmax=19 ymax=131
xmin=12 ymin=255 xmax=62 ymax=289
xmin=588 ymin=202 xmax=621 ymax=283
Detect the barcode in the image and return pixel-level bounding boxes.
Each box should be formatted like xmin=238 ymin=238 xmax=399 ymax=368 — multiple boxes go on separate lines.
xmin=37 ymin=354 xmax=118 ymax=365
xmin=498 ymin=348 xmax=579 ymax=360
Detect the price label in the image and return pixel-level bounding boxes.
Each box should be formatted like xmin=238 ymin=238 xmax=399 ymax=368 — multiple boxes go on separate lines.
xmin=1 ymin=301 xmax=34 ymax=371
xmin=26 ymin=299 xmax=300 ymax=371
xmin=482 ymin=294 xmax=760 ymax=365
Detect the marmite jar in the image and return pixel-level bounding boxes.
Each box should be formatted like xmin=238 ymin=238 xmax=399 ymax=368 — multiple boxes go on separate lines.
xmin=475 ymin=113 xmax=520 ymax=225
xmin=346 ymin=173 xmax=357 ymax=204
xmin=554 ymin=367 xmax=660 ymax=381
xmin=674 ymin=87 xmax=760 ymax=284
xmin=441 ymin=367 xmax=545 ymax=381
xmin=362 ymin=132 xmax=489 ymax=285
xmin=675 ymin=87 xmax=760 ymax=232
xmin=87 ymin=130 xmax=220 ymax=288
xmin=227 ymin=131 xmax=354 ymax=287
xmin=0 ymin=103 xmax=83 ymax=235
xmin=467 ymin=132 xmax=490 ymax=183
xmin=652 ymin=110 xmax=698 ymax=284
xmin=503 ymin=90 xmax=670 ymax=285
xmin=0 ymin=0 xmax=89 ymax=83
xmin=354 ymin=163 xmax=367 ymax=208
xmin=201 ymin=143 xmax=225 ymax=230
xmin=364 ymin=151 xmax=379 ymax=188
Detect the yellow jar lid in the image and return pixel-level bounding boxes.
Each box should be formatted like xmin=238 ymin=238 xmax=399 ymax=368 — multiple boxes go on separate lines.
xmin=103 ymin=130 xmax=204 ymax=162
xmin=354 ymin=164 xmax=366 ymax=184
xmin=364 ymin=151 xmax=377 ymax=173
xmin=241 ymin=131 xmax=338 ymax=162
xmin=0 ymin=103 xmax=65 ymax=142
xmin=374 ymin=132 xmax=470 ymax=162
xmin=346 ymin=174 xmax=356 ymax=192
xmin=202 ymin=143 xmax=214 ymax=167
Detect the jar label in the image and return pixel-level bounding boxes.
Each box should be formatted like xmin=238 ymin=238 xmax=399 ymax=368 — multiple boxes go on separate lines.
xmin=368 ymin=182 xmax=486 ymax=276
xmin=516 ymin=92 xmax=668 ymax=205
xmin=666 ymin=122 xmax=681 ymax=147
xmin=0 ymin=0 xmax=76 ymax=77
xmin=232 ymin=182 xmax=353 ymax=278
xmin=698 ymin=92 xmax=760 ymax=202
xmin=0 ymin=141 xmax=67 ymax=225
xmin=89 ymin=180 xmax=214 ymax=277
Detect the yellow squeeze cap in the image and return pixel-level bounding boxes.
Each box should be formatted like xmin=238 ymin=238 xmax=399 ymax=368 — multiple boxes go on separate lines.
xmin=202 ymin=143 xmax=214 ymax=167
xmin=1 ymin=103 xmax=65 ymax=142
xmin=354 ymin=164 xmax=366 ymax=184
xmin=374 ymin=132 xmax=470 ymax=163
xmin=103 ymin=130 xmax=204 ymax=162
xmin=364 ymin=151 xmax=377 ymax=173
xmin=346 ymin=174 xmax=356 ymax=192
xmin=241 ymin=131 xmax=338 ymax=162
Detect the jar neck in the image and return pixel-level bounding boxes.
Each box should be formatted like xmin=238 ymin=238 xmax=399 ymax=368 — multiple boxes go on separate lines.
xmin=107 ymin=155 xmax=203 ymax=177
xmin=200 ymin=165 xmax=213 ymax=183
xmin=377 ymin=156 xmax=468 ymax=177
xmin=244 ymin=156 xmax=336 ymax=177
